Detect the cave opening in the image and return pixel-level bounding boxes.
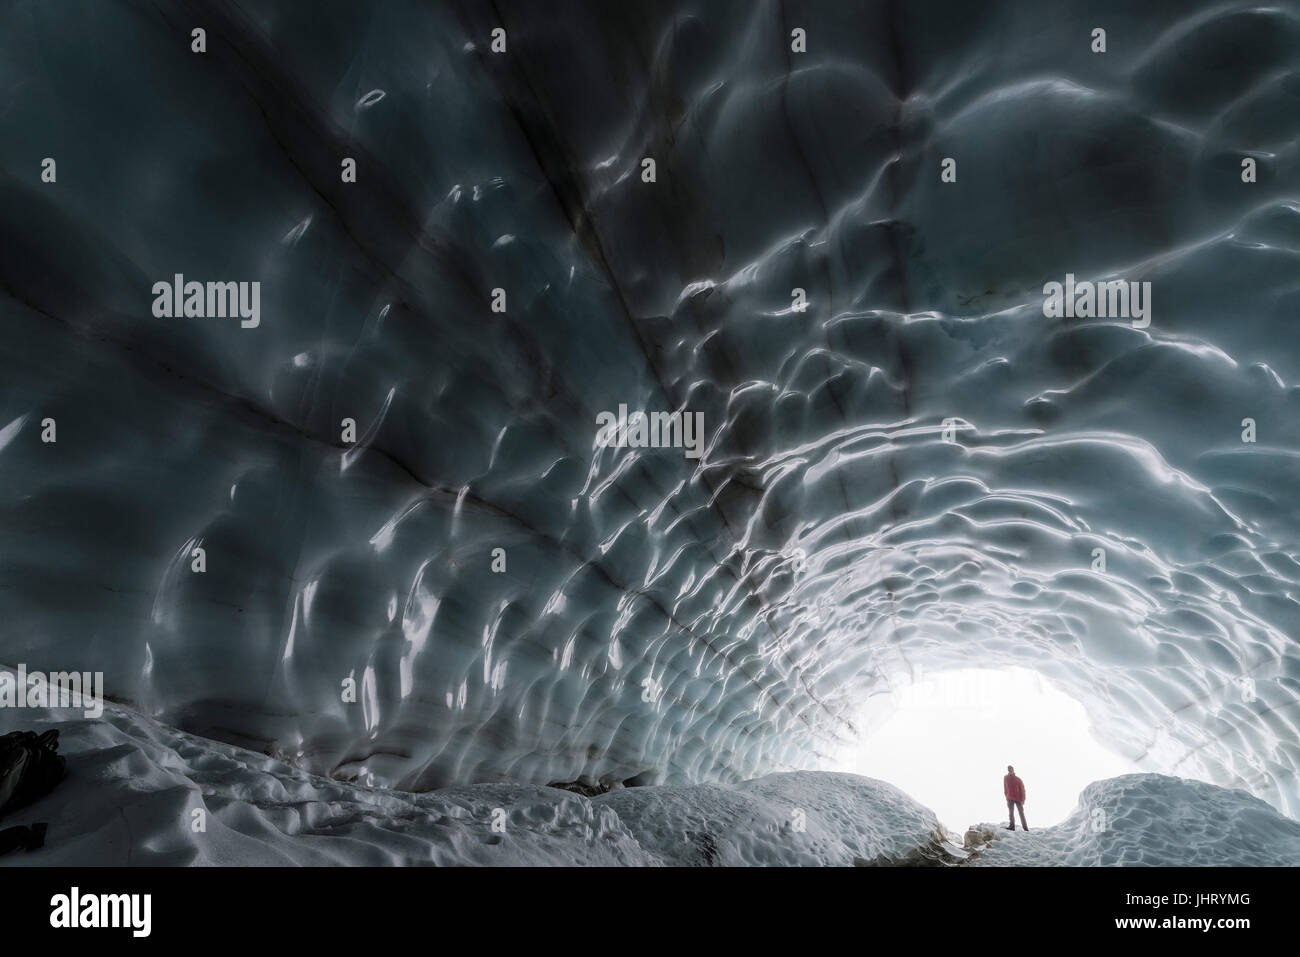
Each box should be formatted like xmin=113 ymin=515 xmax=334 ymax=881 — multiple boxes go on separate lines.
xmin=831 ymin=666 xmax=1141 ymax=831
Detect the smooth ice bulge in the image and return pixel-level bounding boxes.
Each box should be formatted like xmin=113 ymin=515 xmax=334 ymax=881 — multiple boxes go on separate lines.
xmin=0 ymin=0 xmax=1297 ymax=831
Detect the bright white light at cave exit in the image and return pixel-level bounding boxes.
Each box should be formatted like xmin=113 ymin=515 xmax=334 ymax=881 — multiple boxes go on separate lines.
xmin=831 ymin=667 xmax=1138 ymax=832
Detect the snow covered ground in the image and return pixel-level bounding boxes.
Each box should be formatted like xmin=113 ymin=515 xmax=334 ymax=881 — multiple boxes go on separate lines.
xmin=967 ymin=774 xmax=1300 ymax=867
xmin=0 ymin=703 xmax=941 ymax=866
xmin=595 ymin=772 xmax=943 ymax=866
xmin=3 ymin=703 xmax=1297 ymax=866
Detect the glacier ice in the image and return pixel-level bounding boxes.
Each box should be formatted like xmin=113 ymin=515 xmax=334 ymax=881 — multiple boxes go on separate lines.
xmin=0 ymin=0 xmax=1299 ymax=864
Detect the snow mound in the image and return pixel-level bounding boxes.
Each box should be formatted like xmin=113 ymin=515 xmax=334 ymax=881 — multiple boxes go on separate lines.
xmin=0 ymin=708 xmax=653 ymax=866
xmin=593 ymin=771 xmax=942 ymax=866
xmin=0 ymin=706 xmax=938 ymax=866
xmin=969 ymin=774 xmax=1300 ymax=866
xmin=4 ymin=703 xmax=1296 ymax=866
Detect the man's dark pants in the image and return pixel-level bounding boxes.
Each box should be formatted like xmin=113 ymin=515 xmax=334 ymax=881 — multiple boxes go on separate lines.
xmin=1007 ymin=800 xmax=1027 ymax=830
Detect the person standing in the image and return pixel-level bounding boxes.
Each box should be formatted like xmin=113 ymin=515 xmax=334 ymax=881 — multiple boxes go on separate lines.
xmin=1004 ymin=765 xmax=1028 ymax=831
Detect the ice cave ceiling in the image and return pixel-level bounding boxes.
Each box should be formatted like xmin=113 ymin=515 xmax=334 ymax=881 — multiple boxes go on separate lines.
xmin=1 ymin=0 xmax=1298 ymax=817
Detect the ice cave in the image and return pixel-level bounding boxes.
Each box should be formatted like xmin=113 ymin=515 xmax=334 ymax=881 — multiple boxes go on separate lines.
xmin=2 ymin=0 xmax=1300 ymax=868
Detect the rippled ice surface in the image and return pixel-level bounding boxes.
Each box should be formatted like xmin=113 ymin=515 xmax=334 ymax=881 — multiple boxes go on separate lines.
xmin=1 ymin=0 xmax=1299 ymax=829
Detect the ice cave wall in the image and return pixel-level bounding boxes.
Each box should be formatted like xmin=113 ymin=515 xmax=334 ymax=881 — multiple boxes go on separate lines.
xmin=0 ymin=0 xmax=1298 ymax=813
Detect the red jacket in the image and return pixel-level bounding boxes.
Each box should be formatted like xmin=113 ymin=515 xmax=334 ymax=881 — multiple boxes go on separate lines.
xmin=1004 ymin=773 xmax=1025 ymax=802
